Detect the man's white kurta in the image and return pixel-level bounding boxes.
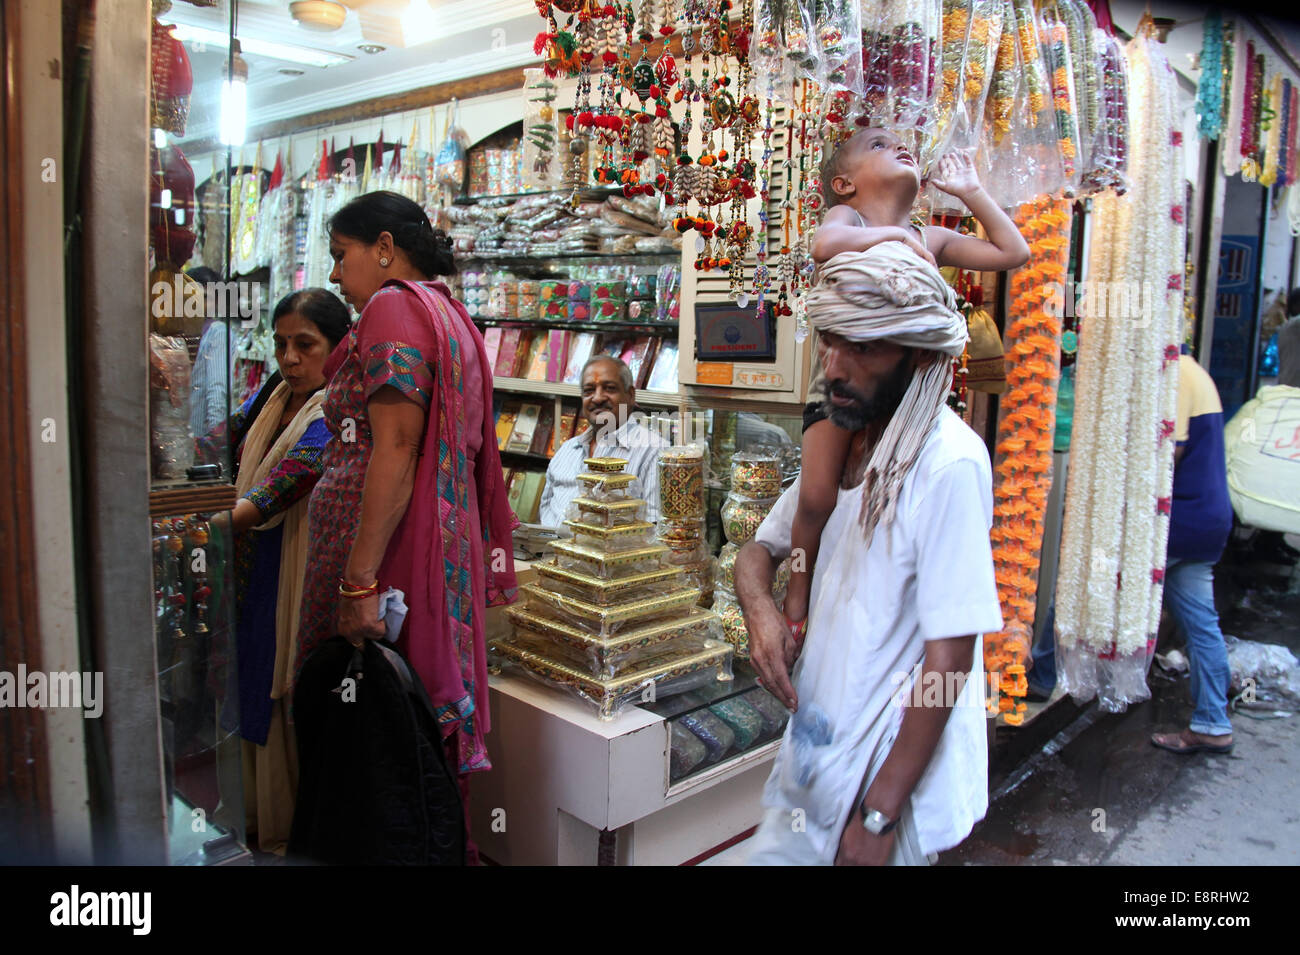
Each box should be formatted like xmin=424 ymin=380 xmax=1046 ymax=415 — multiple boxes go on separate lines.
xmin=751 ymin=409 xmax=1003 ymax=863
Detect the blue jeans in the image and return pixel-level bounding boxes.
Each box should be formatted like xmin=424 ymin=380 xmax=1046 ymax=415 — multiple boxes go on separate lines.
xmin=1027 ymin=601 xmax=1057 ymax=697
xmin=1163 ymin=558 xmax=1233 ymax=736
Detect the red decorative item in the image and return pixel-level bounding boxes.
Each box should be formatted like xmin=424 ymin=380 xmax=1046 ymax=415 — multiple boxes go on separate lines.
xmin=150 ymin=20 xmax=193 ymax=135
xmin=150 ymin=145 xmax=197 ymax=266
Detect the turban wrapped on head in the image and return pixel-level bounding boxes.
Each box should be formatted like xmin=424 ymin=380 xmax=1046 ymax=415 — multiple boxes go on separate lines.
xmin=804 ymin=244 xmax=968 ymax=544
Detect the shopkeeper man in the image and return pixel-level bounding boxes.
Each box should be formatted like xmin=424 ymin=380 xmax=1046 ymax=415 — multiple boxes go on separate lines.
xmin=538 ymin=355 xmax=669 ymax=527
xmin=735 ymin=245 xmax=1003 ymax=866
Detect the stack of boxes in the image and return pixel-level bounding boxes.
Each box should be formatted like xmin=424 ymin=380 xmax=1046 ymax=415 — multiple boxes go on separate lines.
xmin=493 ymin=457 xmax=732 ymax=719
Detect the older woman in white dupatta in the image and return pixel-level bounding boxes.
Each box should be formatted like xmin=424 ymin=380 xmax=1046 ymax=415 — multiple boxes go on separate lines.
xmin=212 ymin=289 xmax=350 ymax=856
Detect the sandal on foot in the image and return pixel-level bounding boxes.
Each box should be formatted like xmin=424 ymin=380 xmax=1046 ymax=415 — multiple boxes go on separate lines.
xmin=1150 ymin=729 xmax=1234 ymax=756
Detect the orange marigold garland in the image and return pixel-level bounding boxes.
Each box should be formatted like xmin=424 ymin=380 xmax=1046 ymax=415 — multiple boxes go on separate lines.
xmin=986 ymin=195 xmax=1071 ymax=725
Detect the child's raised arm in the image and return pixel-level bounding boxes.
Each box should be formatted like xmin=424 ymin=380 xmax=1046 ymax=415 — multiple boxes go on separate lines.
xmin=813 ymin=204 xmax=936 ymax=266
xmin=925 ymin=151 xmax=1030 ymax=272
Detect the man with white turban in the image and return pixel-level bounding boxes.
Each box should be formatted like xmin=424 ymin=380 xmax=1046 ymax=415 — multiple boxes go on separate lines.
xmin=736 ymin=244 xmax=1003 ymax=865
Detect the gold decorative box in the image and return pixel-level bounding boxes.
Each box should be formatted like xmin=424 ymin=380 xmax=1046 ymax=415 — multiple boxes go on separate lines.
xmin=491 ymin=638 xmax=733 ymax=719
xmin=584 ymin=456 xmax=629 ymax=472
xmin=503 ymin=605 xmax=721 ymax=676
xmin=571 ymin=495 xmax=647 ymax=526
xmin=552 ymin=538 xmax=668 ymax=576
xmin=520 ymin=582 xmax=702 ymax=633
xmin=564 ymin=518 xmax=657 ymax=547
xmin=535 ymin=560 xmax=685 ymax=604
xmin=576 ymin=470 xmax=637 ymax=488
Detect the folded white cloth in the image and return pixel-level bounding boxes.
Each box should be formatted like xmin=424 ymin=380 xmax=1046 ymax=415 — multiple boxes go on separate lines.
xmin=377 ymin=587 xmax=408 ymax=644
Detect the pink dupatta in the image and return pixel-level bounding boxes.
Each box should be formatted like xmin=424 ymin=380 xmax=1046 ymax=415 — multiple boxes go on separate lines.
xmin=380 ymin=280 xmax=517 ymax=774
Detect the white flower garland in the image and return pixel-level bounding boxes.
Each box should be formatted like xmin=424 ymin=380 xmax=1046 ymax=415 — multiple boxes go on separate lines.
xmin=1054 ymin=30 xmax=1184 ymax=711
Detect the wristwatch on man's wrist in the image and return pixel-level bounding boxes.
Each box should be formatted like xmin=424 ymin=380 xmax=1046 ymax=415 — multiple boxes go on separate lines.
xmin=859 ymin=802 xmax=898 ymax=835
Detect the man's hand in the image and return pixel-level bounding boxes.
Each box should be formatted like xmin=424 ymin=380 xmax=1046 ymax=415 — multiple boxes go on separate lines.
xmin=735 ymin=540 xmax=799 ymax=711
xmin=835 ymin=818 xmax=895 ymax=866
xmin=747 ymin=598 xmax=799 ymax=712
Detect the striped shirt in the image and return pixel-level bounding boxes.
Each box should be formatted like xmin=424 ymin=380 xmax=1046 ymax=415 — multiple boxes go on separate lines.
xmin=538 ymin=418 xmax=670 ymax=527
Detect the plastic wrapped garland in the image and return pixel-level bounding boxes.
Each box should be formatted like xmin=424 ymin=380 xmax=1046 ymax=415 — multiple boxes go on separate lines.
xmin=1058 ymin=0 xmax=1102 ymax=189
xmin=859 ymin=0 xmax=940 ymax=142
xmin=975 ymin=4 xmax=1064 ymax=209
xmin=815 ymin=0 xmax=864 ymax=92
xmin=521 ymin=69 xmax=560 ymax=192
xmin=149 ymin=334 xmax=193 ymax=482
xmin=921 ymin=0 xmax=973 ymax=172
xmin=984 ymin=0 xmax=1017 ymax=146
xmin=1011 ymin=0 xmax=1048 ymax=123
xmin=1040 ymin=17 xmax=1082 ymax=194
xmin=1286 ymin=82 xmax=1299 ymax=187
xmin=1079 ymin=29 xmax=1129 ymax=196
xmin=985 ymin=197 xmax=1069 ymax=725
xmin=928 ymin=0 xmax=1002 ymax=212
xmin=956 ymin=0 xmax=1003 ymax=142
xmin=753 ymin=0 xmax=821 ymax=87
xmin=434 ymin=98 xmax=469 ymax=191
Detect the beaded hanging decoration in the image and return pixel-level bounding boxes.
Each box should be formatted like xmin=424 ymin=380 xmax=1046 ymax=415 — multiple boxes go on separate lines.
xmin=1261 ymin=72 xmax=1282 ymax=187
xmin=1285 ymin=81 xmax=1299 ymax=187
xmin=1196 ymin=10 xmax=1225 ymax=140
xmin=751 ymin=77 xmax=777 ymax=321
xmin=1240 ymin=41 xmax=1259 ymax=180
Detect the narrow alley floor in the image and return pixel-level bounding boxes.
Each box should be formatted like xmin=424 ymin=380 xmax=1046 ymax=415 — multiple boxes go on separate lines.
xmin=944 ymin=534 xmax=1300 ymax=866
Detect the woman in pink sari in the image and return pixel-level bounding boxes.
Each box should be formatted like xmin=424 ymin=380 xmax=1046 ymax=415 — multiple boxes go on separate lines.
xmin=295 ymin=191 xmax=516 ymax=862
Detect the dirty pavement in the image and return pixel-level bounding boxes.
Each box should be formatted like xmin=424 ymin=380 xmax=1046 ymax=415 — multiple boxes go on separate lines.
xmin=944 ymin=535 xmax=1300 ymax=866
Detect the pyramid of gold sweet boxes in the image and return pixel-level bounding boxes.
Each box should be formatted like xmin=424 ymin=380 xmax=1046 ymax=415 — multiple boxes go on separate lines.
xmin=492 ymin=456 xmax=732 ymax=719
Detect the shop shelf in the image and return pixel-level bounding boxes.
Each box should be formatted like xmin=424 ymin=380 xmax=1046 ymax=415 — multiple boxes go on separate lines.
xmin=492 ymin=377 xmax=680 ymax=406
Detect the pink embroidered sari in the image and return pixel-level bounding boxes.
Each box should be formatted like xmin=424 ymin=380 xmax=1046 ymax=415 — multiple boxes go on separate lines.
xmin=297 ymin=279 xmax=517 ymax=775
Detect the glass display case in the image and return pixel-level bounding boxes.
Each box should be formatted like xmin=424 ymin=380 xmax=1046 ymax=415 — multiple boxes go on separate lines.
xmin=645 ymin=661 xmax=788 ymax=787
xmin=148 ymin=0 xmax=247 ymax=864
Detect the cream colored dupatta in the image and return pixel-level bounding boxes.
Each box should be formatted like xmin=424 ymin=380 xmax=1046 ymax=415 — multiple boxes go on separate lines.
xmin=235 ymin=381 xmax=326 ymax=700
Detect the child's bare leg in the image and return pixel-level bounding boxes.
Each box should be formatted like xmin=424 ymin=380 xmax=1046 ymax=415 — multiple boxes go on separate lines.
xmin=787 ymin=418 xmax=853 ymax=624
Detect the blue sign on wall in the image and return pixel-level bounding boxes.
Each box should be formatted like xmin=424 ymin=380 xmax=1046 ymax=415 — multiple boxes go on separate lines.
xmin=1210 ymin=234 xmax=1259 ymax=419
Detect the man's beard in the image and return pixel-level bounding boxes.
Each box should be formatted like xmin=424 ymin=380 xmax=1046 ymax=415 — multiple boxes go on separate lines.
xmin=823 ymin=353 xmax=914 ymax=431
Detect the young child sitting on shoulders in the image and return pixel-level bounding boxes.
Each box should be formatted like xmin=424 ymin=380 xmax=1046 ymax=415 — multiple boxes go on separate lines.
xmin=783 ymin=127 xmax=1030 ymax=642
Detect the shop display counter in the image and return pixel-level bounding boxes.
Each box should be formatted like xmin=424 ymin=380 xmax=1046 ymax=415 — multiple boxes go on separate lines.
xmin=477 ymin=591 xmax=779 ymax=865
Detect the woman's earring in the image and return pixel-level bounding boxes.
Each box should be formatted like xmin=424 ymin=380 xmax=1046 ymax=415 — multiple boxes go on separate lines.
xmin=379 ymin=257 xmax=390 ymax=267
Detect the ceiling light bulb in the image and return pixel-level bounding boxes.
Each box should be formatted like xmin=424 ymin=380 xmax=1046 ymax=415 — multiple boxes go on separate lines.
xmin=220 ymin=41 xmax=248 ymax=146
xmin=401 ymin=0 xmax=438 ymax=46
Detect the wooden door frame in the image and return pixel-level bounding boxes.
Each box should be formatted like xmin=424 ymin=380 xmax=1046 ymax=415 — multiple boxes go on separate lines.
xmin=0 ymin=0 xmax=52 ymax=862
